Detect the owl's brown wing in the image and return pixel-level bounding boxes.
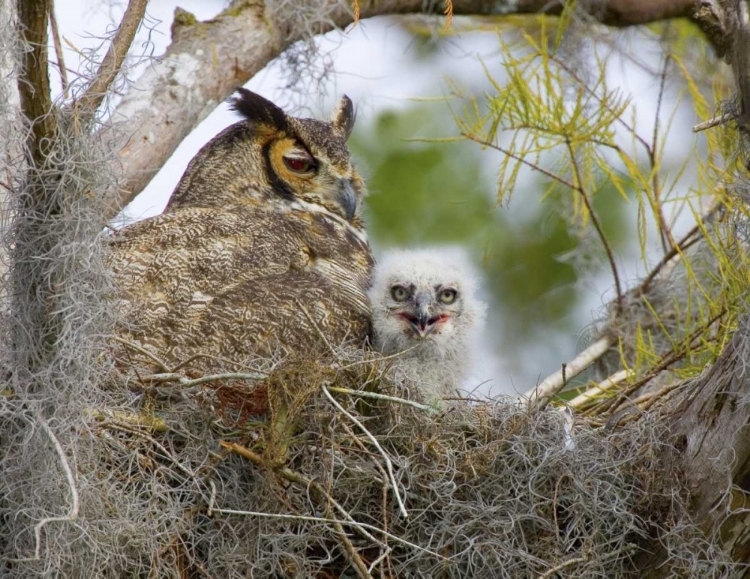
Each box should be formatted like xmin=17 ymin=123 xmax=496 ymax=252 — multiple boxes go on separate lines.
xmin=109 ymin=200 xmax=373 ymax=371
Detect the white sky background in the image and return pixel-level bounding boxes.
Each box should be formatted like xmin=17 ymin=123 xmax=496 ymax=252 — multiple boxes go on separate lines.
xmin=54 ymin=1 xmax=705 ymax=397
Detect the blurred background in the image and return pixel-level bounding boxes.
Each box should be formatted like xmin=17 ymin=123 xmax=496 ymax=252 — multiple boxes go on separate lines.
xmin=58 ymin=1 xmax=708 ymax=396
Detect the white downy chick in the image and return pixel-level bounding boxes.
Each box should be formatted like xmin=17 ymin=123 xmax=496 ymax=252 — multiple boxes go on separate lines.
xmin=369 ymin=248 xmax=487 ymax=404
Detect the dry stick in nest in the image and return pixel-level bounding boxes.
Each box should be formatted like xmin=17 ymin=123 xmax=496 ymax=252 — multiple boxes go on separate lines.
xmin=564 ymin=369 xmax=633 ymax=412
xmin=142 ymin=371 xmax=267 ymax=387
xmin=524 ymin=336 xmax=613 ymax=411
xmin=326 ymin=386 xmax=435 ymax=413
xmin=322 ymin=385 xmax=409 ymax=519
xmin=220 ymin=442 xmax=443 ymax=560
xmin=5 ymin=415 xmax=79 ymax=563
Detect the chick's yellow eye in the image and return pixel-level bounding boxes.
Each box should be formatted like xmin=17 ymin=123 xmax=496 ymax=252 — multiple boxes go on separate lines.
xmin=283 ymin=153 xmax=316 ymax=174
xmin=439 ymin=289 xmax=457 ymax=304
xmin=390 ymin=285 xmax=409 ymax=302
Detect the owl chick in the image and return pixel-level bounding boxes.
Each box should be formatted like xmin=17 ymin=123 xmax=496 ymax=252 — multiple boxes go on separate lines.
xmin=368 ymin=248 xmax=487 ymax=404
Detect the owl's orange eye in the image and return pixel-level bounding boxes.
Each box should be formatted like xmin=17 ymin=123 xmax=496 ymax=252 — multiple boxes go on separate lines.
xmin=283 ymin=153 xmax=316 ymax=174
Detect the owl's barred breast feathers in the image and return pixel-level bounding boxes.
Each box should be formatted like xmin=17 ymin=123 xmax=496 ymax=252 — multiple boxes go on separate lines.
xmin=108 ymin=90 xmax=373 ymax=372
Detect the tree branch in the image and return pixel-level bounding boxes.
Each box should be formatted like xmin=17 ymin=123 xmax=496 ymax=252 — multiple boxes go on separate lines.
xmin=100 ymin=0 xmax=697 ymax=220
xmin=71 ymin=0 xmax=148 ymax=119
xmin=17 ymin=0 xmax=56 ymax=167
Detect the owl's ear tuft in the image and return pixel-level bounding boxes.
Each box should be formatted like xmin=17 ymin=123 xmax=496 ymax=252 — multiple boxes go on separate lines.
xmin=229 ymin=88 xmax=289 ymax=131
xmin=332 ymin=95 xmax=356 ymax=140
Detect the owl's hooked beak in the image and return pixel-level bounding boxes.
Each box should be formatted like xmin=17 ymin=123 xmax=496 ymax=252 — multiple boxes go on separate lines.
xmin=338 ymin=180 xmax=358 ymax=221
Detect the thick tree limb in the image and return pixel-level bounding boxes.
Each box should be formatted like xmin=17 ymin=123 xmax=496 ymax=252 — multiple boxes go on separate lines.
xmin=17 ymin=0 xmax=56 ymax=167
xmin=101 ymin=0 xmax=696 ymax=219
xmin=694 ymin=0 xmax=750 ymax=134
xmin=633 ymin=318 xmax=750 ymax=575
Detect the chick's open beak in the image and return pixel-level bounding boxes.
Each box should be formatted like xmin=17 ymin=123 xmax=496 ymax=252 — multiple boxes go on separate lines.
xmin=416 ymin=298 xmax=431 ymax=332
xmin=409 ymin=293 xmax=445 ymax=338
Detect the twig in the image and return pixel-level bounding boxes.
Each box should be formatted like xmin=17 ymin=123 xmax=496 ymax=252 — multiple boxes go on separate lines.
xmin=328 ymin=510 xmax=373 ymax=579
xmin=525 ymin=336 xmax=613 ymax=410
xmin=537 ymin=556 xmax=588 ymax=579
xmin=5 ymin=415 xmax=79 ymax=562
xmin=462 ymin=133 xmax=578 ymax=191
xmin=327 ymin=386 xmax=435 ymax=413
xmin=322 ymin=385 xmax=408 ymax=519
xmin=338 ymin=422 xmax=392 ymax=556
xmin=72 ymin=0 xmax=148 ymax=117
xmin=651 ymin=53 xmax=677 ymax=253
xmin=48 ymin=2 xmax=68 ymax=99
xmin=142 ymin=371 xmax=267 ymax=387
xmin=89 ymin=408 xmax=168 ymax=432
xmin=565 ymin=139 xmax=624 ymax=311
xmin=207 ymin=480 xmax=217 ymax=517
xmin=693 ymin=113 xmax=732 ymax=133
xmin=111 ymin=336 xmax=171 ymax=373
xmin=565 ymin=369 xmax=633 ymax=411
xmin=552 ymin=57 xmax=652 ymax=155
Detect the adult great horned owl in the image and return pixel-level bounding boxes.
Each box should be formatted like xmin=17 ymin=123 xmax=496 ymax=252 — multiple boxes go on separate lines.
xmin=109 ymin=90 xmax=373 ymax=372
xmin=369 ymin=248 xmax=486 ymax=403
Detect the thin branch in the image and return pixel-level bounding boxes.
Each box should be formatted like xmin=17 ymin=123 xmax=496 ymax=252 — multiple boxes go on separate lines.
xmin=525 ymin=336 xmax=613 ymax=410
xmin=537 ymin=556 xmax=588 ymax=579
xmin=565 ymin=369 xmax=633 ymax=411
xmin=5 ymin=416 xmax=79 ymax=562
xmin=650 ymin=53 xmax=677 ymax=254
xmin=72 ymin=0 xmax=148 ymax=117
xmin=463 ymin=133 xmax=578 ymax=190
xmin=222 ymin=441 xmax=411 ymax=557
xmin=587 ymin=308 xmax=727 ymax=415
xmin=565 ymin=139 xmax=624 ymax=310
xmin=328 ymin=511 xmax=373 ymax=579
xmin=110 ymin=336 xmax=171 ymax=373
xmin=142 ymin=371 xmax=267 ymax=387
xmin=693 ymin=113 xmax=733 ymax=132
xmin=48 ymin=2 xmax=68 ymax=99
xmin=327 ymin=386 xmax=436 ymax=413
xmin=552 ymin=57 xmax=652 ymax=155
xmin=322 ymin=385 xmax=408 ymax=519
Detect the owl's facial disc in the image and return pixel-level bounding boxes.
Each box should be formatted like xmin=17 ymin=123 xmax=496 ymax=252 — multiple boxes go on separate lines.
xmin=268 ymin=137 xmax=363 ymax=222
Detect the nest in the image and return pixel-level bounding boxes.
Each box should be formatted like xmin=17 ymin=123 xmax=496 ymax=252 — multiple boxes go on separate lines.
xmin=2 ymin=343 xmax=735 ymax=578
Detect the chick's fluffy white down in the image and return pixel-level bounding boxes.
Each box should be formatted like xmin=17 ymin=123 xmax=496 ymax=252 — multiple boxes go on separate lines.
xmin=369 ymin=248 xmax=486 ymax=403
